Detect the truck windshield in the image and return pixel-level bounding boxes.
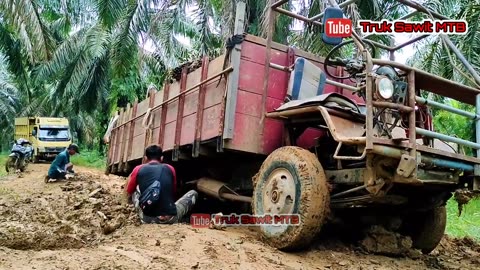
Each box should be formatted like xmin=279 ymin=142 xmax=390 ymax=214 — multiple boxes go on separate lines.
xmin=38 ymin=128 xmax=70 ymax=141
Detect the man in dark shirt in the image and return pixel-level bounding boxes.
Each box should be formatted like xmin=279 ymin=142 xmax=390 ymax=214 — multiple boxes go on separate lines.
xmin=125 ymin=145 xmax=198 ymax=224
xmin=46 ymin=144 xmax=79 ymax=182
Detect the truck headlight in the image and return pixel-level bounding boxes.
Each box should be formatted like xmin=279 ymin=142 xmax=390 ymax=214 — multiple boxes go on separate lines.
xmin=377 ymin=77 xmax=394 ymax=99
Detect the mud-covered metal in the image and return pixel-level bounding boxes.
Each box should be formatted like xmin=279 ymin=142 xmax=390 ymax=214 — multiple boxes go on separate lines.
xmin=261 ymin=167 xmax=296 ymax=215
xmin=197 ymin=177 xmax=252 ymax=203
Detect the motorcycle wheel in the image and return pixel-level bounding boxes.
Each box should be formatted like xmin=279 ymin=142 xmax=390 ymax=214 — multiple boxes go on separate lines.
xmin=20 ymin=160 xmax=28 ymax=172
xmin=5 ymin=157 xmax=16 ymax=173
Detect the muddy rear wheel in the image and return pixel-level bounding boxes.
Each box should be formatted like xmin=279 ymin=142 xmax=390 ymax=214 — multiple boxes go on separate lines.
xmin=252 ymin=146 xmax=329 ymax=250
xmin=5 ymin=157 xmax=16 ymax=173
xmin=404 ymin=206 xmax=447 ymax=254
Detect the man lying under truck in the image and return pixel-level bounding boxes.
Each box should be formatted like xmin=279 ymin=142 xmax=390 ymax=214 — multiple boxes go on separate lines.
xmin=46 ymin=144 xmax=79 ymax=182
xmin=125 ymin=145 xmax=198 ymax=224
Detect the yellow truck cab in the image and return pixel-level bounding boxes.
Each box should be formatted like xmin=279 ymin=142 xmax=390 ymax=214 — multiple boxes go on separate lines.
xmin=15 ymin=117 xmax=72 ymax=162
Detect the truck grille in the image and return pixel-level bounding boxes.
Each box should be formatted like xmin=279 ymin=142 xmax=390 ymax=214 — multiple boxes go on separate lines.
xmin=45 ymin=147 xmax=66 ymax=153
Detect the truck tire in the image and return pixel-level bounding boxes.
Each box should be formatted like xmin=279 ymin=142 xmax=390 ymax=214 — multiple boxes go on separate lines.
xmin=405 ymin=206 xmax=447 ymax=254
xmin=252 ymin=146 xmax=329 ymax=250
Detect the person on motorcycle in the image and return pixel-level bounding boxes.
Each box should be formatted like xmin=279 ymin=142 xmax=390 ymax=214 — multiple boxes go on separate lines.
xmin=8 ymin=138 xmax=33 ymax=173
xmin=46 ymin=144 xmax=80 ymax=182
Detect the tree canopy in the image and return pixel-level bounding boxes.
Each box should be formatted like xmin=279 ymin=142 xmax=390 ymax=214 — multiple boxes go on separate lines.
xmin=0 ymin=0 xmax=478 ymax=152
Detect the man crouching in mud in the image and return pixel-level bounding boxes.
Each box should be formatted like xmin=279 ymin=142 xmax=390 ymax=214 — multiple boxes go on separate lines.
xmin=46 ymin=144 xmax=79 ymax=182
xmin=125 ymin=145 xmax=198 ymax=224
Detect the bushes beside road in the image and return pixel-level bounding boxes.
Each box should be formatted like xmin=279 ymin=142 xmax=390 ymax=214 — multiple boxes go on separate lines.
xmin=0 ymin=154 xmax=7 ymax=177
xmin=70 ymin=149 xmax=106 ymax=169
xmin=446 ymin=198 xmax=480 ymax=240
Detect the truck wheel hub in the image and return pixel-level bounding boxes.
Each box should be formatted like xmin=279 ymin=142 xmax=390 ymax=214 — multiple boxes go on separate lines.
xmin=263 ymin=168 xmax=296 ymax=215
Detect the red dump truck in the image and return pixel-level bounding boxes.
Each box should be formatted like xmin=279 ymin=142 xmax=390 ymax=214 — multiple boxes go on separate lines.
xmin=106 ymin=1 xmax=480 ymax=253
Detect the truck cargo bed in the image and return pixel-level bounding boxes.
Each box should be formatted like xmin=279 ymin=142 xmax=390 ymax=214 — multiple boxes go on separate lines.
xmin=106 ymin=35 xmax=354 ymax=174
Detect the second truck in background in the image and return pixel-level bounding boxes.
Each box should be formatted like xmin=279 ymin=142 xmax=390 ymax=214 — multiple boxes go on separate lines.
xmin=15 ymin=117 xmax=72 ymax=162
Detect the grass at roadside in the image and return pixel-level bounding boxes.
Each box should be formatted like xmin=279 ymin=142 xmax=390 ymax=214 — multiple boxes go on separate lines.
xmin=446 ymin=197 xmax=480 ymax=240
xmin=0 ymin=154 xmax=7 ymax=177
xmin=70 ymin=150 xmax=106 ymax=169
xmin=0 ymin=150 xmax=106 ymax=174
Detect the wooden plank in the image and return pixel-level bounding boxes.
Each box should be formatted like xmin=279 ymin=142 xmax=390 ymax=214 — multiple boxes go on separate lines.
xmin=107 ymin=114 xmax=119 ymax=166
xmin=201 ymin=105 xmax=222 ymax=141
xmin=163 ymin=121 xmax=176 ymax=151
xmin=126 ymin=100 xmax=138 ymax=163
xmin=224 ymin=113 xmax=261 ymax=153
xmin=193 ymin=56 xmax=210 ymax=157
xmin=131 ymin=135 xmax=146 ymax=160
xmin=136 ymin=99 xmax=150 ymax=118
xmin=241 ymin=40 xmax=289 ymax=67
xmin=223 ymin=1 xmax=246 ymax=139
xmin=151 ymin=126 xmax=160 ymax=145
xmin=184 ymin=68 xmax=201 ymax=116
xmin=144 ymin=89 xmax=157 ymax=148
xmin=152 ymin=90 xmax=164 ymax=129
xmin=173 ymin=67 xmax=188 ymax=160
xmin=238 ymin=58 xmax=288 ymax=98
xmin=158 ymin=83 xmax=170 ymax=148
xmin=111 ymin=108 xmax=125 ymax=173
xmin=244 ymin=34 xmax=327 ymax=64
xmin=113 ymin=108 xmax=125 ymax=164
xmin=204 ymin=57 xmax=226 ymax=109
xmin=118 ymin=103 xmax=131 ymax=171
xmin=180 ymin=114 xmax=196 ymax=145
xmin=165 ymin=82 xmax=180 ymax=124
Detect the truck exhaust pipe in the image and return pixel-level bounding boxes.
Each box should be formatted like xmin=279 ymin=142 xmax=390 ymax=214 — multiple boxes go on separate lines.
xmin=196 ymin=177 xmax=252 ymax=203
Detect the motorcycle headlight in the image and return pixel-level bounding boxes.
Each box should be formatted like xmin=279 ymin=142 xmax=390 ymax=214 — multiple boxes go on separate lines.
xmin=377 ymin=77 xmax=394 ymax=99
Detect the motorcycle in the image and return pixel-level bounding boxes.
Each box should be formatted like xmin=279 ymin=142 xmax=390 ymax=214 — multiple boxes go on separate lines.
xmin=5 ymin=138 xmax=33 ymax=173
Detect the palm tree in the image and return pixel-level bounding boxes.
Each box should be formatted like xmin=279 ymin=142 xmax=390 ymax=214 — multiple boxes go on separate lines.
xmin=408 ymin=0 xmax=480 ymax=88
xmin=0 ymin=52 xmax=20 ymax=150
xmin=1 ymin=0 xmax=475 ymax=150
xmin=406 ymin=0 xmax=479 ymax=148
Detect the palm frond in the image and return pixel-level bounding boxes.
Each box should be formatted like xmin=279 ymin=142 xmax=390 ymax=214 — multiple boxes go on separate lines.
xmin=0 ymin=0 xmax=55 ymax=62
xmin=111 ymin=0 xmax=153 ymax=77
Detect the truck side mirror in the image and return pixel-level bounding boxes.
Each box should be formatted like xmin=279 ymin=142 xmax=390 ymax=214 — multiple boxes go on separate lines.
xmin=322 ymin=7 xmax=345 ymax=46
xmin=32 ymin=130 xmax=37 ymax=136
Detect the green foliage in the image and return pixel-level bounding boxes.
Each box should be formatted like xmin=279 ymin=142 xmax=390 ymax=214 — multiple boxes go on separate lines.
xmin=409 ymin=0 xmax=480 ymax=88
xmin=0 ymin=0 xmax=478 ymax=155
xmin=446 ymin=197 xmax=480 ymax=240
xmin=70 ymin=149 xmax=106 ymax=169
xmin=432 ymin=100 xmax=475 ymax=156
xmin=0 ymin=53 xmax=20 ymax=147
xmin=0 ymin=154 xmax=7 ymax=177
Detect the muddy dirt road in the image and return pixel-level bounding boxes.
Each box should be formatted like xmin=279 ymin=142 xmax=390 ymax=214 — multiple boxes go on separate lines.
xmin=0 ymin=164 xmax=479 ymax=270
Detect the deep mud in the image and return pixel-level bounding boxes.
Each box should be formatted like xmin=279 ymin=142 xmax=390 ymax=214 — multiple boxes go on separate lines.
xmin=0 ymin=170 xmax=138 ymax=251
xmin=0 ymin=164 xmax=479 ymax=270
